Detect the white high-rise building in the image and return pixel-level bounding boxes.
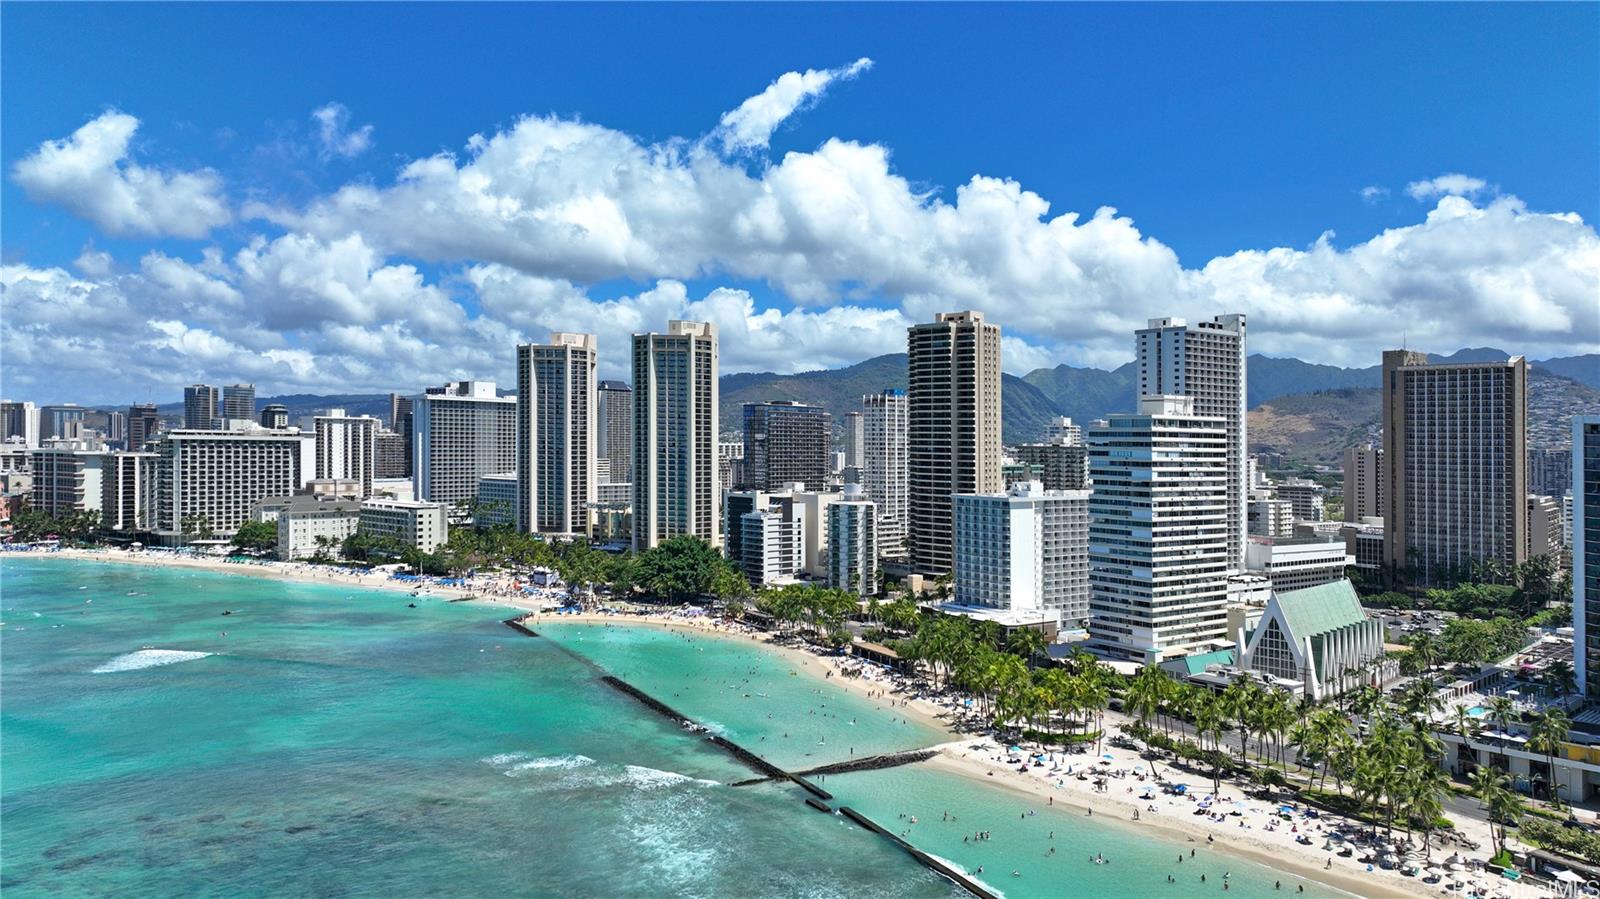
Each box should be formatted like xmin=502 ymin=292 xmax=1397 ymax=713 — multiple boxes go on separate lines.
xmin=517 ymin=333 xmax=597 ymax=536
xmin=314 ymin=410 xmax=378 ymax=497
xmin=359 ymin=499 xmax=449 ymax=553
xmin=953 ymin=481 xmax=1092 ymax=629
xmin=29 ymin=443 xmax=108 ymax=516
xmin=412 ymin=381 xmax=517 ymax=508
xmin=1136 ymin=315 xmax=1247 ymax=571
xmin=725 ymin=491 xmax=806 ymax=587
xmin=632 ymin=320 xmax=719 ymax=550
xmin=1087 ymin=396 xmax=1231 ymax=663
xmin=842 ymin=411 xmax=865 ymax=472
xmin=100 ymin=450 xmax=156 ymax=532
xmin=827 ymin=484 xmax=878 ymax=596
xmin=862 ymin=388 xmax=908 ymax=559
xmin=1049 ymin=416 xmax=1083 ymax=446
xmin=151 ymin=428 xmax=315 ymax=542
xmin=908 ymin=311 xmax=1003 ymax=574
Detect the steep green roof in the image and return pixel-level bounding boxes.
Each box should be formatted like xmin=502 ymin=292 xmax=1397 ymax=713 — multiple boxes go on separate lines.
xmin=1179 ymin=649 xmax=1236 ymax=675
xmin=1275 ymin=580 xmax=1367 ymax=640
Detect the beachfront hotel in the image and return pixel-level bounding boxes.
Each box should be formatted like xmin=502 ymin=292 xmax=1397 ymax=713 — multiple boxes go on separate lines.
xmin=358 ymin=498 xmax=449 ymax=553
xmin=861 ymin=388 xmax=909 ymax=559
xmin=632 ymin=320 xmax=720 ymax=551
xmin=150 ymin=427 xmax=315 ymax=543
xmin=411 ymin=381 xmax=517 ymax=509
xmin=951 ymin=481 xmax=1092 ymax=630
xmin=1086 ymin=395 xmax=1231 ymax=663
xmin=1381 ymin=350 xmax=1528 ymax=585
xmin=516 ymin=333 xmax=598 ymax=538
xmin=1136 ymin=315 xmax=1248 ymax=572
xmin=907 ymin=311 xmax=1003 ymax=575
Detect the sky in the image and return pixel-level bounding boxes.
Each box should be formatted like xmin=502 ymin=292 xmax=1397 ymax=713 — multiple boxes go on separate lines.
xmin=2 ymin=2 xmax=1597 ymax=405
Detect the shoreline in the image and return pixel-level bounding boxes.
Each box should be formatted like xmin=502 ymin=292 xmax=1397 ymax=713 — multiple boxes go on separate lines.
xmin=8 ymin=549 xmax=1526 ymax=898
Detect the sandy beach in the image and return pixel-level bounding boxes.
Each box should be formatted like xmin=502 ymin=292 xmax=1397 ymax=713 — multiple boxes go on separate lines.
xmin=10 ymin=548 xmax=1550 ymax=898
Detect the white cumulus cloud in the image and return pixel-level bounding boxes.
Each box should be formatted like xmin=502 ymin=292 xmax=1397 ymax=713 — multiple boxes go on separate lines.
xmin=1406 ymin=172 xmax=1488 ymax=200
xmin=11 ymin=111 xmax=231 ymax=238
xmin=716 ymin=58 xmax=872 ymax=152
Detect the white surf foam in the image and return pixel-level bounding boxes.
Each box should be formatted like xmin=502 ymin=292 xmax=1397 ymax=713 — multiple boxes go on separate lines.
xmin=92 ymin=649 xmax=214 ymax=674
xmin=481 ymin=752 xmax=529 ymax=767
xmin=624 ymin=765 xmax=717 ymax=790
xmin=498 ymin=754 xmax=596 ymax=777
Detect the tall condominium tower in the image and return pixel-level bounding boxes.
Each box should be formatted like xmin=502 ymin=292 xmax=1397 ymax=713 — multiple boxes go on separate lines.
xmin=1382 ymin=350 xmax=1527 ymax=585
xmin=412 ymin=381 xmax=517 ymax=507
xmin=183 ymin=385 xmax=220 ymax=430
xmin=1136 ymin=315 xmax=1247 ymax=571
xmin=827 ymin=484 xmax=878 ymax=596
xmin=743 ymin=401 xmax=832 ymax=491
xmin=596 ymin=380 xmax=633 ymax=484
xmin=842 ymin=411 xmax=865 ymax=471
xmin=1013 ymin=440 xmax=1088 ymax=491
xmin=314 ymin=410 xmax=379 ymax=497
xmin=222 ymin=384 xmax=256 ymax=421
xmin=128 ymin=403 xmax=162 ymax=450
xmin=632 ymin=320 xmax=719 ymax=550
xmin=907 ymin=311 xmax=1003 ymax=574
xmin=1087 ymin=395 xmax=1231 ymax=663
xmin=862 ymin=389 xmax=908 ymax=558
xmin=1342 ymin=444 xmax=1383 ymax=522
xmin=1575 ymin=417 xmax=1600 ymax=696
xmin=1 ymin=401 xmax=40 ymax=447
xmin=516 ymin=333 xmax=597 ymax=536
xmin=389 ymin=394 xmax=415 ymax=478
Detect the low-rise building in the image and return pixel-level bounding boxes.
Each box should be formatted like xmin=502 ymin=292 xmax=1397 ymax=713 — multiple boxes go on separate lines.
xmin=1247 ymin=496 xmax=1294 ymax=537
xmin=1244 ymin=536 xmax=1353 ymax=592
xmin=1235 ymin=579 xmax=1387 ymax=701
xmin=275 ymin=497 xmax=362 ymax=560
xmin=359 ymin=499 xmax=449 ymax=553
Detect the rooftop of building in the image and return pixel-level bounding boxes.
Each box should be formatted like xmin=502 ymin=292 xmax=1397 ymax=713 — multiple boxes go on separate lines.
xmin=1274 ymin=580 xmax=1368 ymax=640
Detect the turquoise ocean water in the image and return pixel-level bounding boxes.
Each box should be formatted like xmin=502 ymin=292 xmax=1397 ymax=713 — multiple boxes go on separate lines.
xmin=2 ymin=558 xmax=1333 ymax=897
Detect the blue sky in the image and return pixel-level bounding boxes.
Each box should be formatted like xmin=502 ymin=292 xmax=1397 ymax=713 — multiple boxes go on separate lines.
xmin=3 ymin=3 xmax=1597 ymax=403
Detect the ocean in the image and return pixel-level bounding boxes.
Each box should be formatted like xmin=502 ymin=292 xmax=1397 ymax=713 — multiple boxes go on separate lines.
xmin=1 ymin=557 xmax=1335 ymax=898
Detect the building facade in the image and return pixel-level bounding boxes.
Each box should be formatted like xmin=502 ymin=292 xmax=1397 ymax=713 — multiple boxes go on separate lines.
xmin=221 ymin=384 xmax=256 ymax=422
xmin=476 ymin=472 xmax=518 ymax=527
xmin=374 ymin=429 xmax=408 ymax=479
xmin=275 ymin=497 xmax=362 ymax=560
xmin=1576 ymin=417 xmax=1600 ymax=696
xmin=1248 ymin=497 xmax=1294 ymax=538
xmin=907 ymin=311 xmax=1002 ymax=574
xmin=100 ymin=450 xmax=156 ymax=532
xmin=1276 ymin=479 xmax=1326 ymax=522
xmin=412 ymin=381 xmax=517 ymax=509
xmin=742 ymin=400 xmax=831 ymax=492
xmin=183 ymin=385 xmax=220 ymax=430
xmin=40 ymin=404 xmax=87 ymax=441
xmin=359 ymin=499 xmax=449 ymax=553
xmin=1530 ymin=449 xmax=1573 ymax=498
xmin=1342 ymin=444 xmax=1384 ymax=523
xmin=1012 ymin=440 xmax=1088 ymax=491
xmin=1236 ymin=580 xmax=1386 ymax=701
xmin=1528 ymin=494 xmax=1563 ymax=559
xmin=596 ymin=380 xmax=633 ymax=485
xmin=1 ymin=401 xmax=40 ymax=447
xmin=517 ymin=333 xmax=597 ymax=536
xmin=953 ymin=482 xmax=1091 ymax=629
xmin=151 ymin=429 xmax=314 ymax=541
xmin=314 ymin=411 xmax=378 ymax=497
xmin=827 ymin=484 xmax=878 ymax=596
xmin=1382 ymin=351 xmax=1528 ymax=585
xmin=862 ymin=388 xmax=909 ymax=559
xmin=1136 ymin=315 xmax=1247 ymax=572
xmin=259 ymin=404 xmax=289 ymax=429
xmin=632 ymin=321 xmax=720 ymax=550
xmin=1244 ymin=537 xmax=1354 ymax=592
xmin=1087 ymin=396 xmax=1231 ymax=663
xmin=29 ymin=444 xmax=106 ymax=516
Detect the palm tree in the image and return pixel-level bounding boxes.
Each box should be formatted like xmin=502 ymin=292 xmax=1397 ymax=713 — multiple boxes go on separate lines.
xmin=1487 ymin=694 xmax=1517 ymax=736
xmin=1005 ymin=627 xmax=1047 ymax=665
xmin=1470 ymin=766 xmax=1513 ymax=858
xmin=1406 ymin=762 xmax=1451 ymax=860
xmin=1125 ymin=666 xmax=1170 ymax=779
xmin=1527 ymin=708 xmax=1572 ymax=808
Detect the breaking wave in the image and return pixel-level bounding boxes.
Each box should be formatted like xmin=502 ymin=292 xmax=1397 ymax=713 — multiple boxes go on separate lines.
xmin=92 ymin=649 xmax=214 ymax=674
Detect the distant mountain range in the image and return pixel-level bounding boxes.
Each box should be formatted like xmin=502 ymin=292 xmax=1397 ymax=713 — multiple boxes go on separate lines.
xmin=136 ymin=348 xmax=1597 ymax=458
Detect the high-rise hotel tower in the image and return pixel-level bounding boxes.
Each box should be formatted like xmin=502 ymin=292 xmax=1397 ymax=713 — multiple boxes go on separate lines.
xmin=516 ymin=333 xmax=598 ymax=536
xmin=632 ymin=321 xmax=720 ymax=551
